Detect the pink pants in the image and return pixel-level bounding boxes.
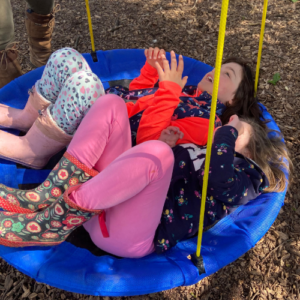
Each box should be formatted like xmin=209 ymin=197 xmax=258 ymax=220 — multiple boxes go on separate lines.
xmin=67 ymin=94 xmax=174 ymax=258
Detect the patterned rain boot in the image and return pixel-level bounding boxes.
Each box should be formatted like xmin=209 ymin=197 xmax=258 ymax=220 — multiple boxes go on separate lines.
xmin=0 ymin=82 xmax=50 ymax=131
xmin=0 ymin=106 xmax=72 ymax=169
xmin=0 ymin=185 xmax=103 ymax=247
xmin=0 ymin=152 xmax=98 ymax=213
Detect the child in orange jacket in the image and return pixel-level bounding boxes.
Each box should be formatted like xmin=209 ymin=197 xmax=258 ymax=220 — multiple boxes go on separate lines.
xmin=107 ymin=47 xmax=260 ymax=148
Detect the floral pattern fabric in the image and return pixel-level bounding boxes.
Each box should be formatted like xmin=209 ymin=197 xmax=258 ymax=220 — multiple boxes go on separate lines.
xmin=0 ymin=186 xmax=102 ymax=247
xmin=0 ymin=153 xmax=97 ymax=213
xmin=154 ymin=126 xmax=269 ymax=254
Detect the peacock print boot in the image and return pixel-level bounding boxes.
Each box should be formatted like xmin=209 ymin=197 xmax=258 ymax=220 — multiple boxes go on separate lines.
xmin=0 ymin=185 xmax=103 ymax=247
xmin=0 ymin=152 xmax=98 ymax=214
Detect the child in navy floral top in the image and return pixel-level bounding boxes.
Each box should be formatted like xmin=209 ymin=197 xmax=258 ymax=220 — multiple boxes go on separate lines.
xmin=155 ymin=115 xmax=272 ymax=253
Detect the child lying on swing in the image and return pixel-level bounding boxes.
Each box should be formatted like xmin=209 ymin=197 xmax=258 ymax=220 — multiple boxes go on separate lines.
xmin=107 ymin=47 xmax=264 ymax=148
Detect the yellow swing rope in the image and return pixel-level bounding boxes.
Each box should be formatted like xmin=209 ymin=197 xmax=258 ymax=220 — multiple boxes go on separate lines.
xmin=254 ymin=0 xmax=269 ymax=97
xmin=195 ymin=0 xmax=230 ymax=259
xmin=85 ymin=0 xmax=96 ymax=52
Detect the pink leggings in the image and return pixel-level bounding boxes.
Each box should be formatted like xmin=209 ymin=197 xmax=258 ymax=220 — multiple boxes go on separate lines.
xmin=67 ymin=94 xmax=174 ymax=258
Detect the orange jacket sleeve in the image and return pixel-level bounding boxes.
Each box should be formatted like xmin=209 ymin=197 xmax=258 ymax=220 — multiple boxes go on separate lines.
xmin=136 ymin=81 xmax=182 ymax=145
xmin=136 ymin=81 xmax=212 ymax=146
xmin=129 ymin=61 xmax=159 ymax=90
xmin=170 ymin=117 xmax=210 ymax=146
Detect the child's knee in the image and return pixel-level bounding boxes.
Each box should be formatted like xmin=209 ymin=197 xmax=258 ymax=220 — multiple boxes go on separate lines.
xmin=51 ymin=47 xmax=80 ymax=59
xmin=59 ymin=71 xmax=104 ymax=116
xmin=95 ymin=94 xmax=126 ymax=108
xmin=48 ymin=48 xmax=91 ymax=73
xmin=139 ymin=140 xmax=175 ymax=165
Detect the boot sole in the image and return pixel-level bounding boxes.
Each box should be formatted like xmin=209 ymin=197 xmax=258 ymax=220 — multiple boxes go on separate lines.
xmin=0 ymin=125 xmax=28 ymax=132
xmin=0 ymin=154 xmax=47 ymax=170
xmin=0 ymin=237 xmax=63 ymax=248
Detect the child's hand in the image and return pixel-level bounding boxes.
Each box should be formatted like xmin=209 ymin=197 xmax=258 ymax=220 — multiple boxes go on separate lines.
xmin=155 ymin=51 xmax=188 ymax=89
xmin=158 ymin=126 xmax=184 ymax=148
xmin=226 ymin=115 xmax=244 ymax=135
xmin=144 ymin=47 xmax=166 ymax=69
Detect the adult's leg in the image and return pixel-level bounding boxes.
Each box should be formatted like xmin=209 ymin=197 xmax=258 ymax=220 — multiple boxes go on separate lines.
xmin=25 ymin=0 xmax=57 ymax=67
xmin=71 ymin=140 xmax=174 ymax=258
xmin=0 ymin=0 xmax=22 ymax=88
xmin=26 ymin=0 xmax=54 ymax=15
xmin=0 ymin=0 xmax=14 ymax=50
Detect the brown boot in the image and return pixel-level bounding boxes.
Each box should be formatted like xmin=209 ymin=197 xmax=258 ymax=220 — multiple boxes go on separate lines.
xmin=0 ymin=45 xmax=23 ymax=88
xmin=25 ymin=5 xmax=60 ymax=68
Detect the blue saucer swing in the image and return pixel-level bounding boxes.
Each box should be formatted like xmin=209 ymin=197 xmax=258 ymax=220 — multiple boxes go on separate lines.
xmin=0 ymin=49 xmax=288 ymax=296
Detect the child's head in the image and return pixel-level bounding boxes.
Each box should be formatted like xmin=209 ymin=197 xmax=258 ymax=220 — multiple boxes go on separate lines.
xmin=198 ymin=57 xmax=264 ymax=126
xmin=198 ymin=61 xmax=243 ymax=105
xmin=236 ymin=117 xmax=291 ymax=193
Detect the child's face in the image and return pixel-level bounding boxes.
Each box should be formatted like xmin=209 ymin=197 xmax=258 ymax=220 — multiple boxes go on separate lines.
xmin=197 ymin=62 xmax=243 ymax=104
xmin=234 ymin=121 xmax=252 ymax=158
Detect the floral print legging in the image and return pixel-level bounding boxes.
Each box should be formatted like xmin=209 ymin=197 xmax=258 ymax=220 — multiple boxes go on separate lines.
xmin=37 ymin=48 xmax=105 ymax=135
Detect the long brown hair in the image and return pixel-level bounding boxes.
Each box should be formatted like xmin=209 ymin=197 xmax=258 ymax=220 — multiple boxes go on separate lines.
xmin=221 ymin=57 xmax=266 ymax=128
xmin=242 ymin=117 xmax=292 ymax=193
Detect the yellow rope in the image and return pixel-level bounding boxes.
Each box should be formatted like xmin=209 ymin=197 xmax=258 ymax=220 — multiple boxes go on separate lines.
xmin=85 ymin=0 xmax=95 ymax=52
xmin=195 ymin=0 xmax=230 ymax=258
xmin=254 ymin=0 xmax=269 ymax=97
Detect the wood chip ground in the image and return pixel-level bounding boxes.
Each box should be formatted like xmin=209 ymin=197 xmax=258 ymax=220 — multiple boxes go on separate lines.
xmin=2 ymin=0 xmax=300 ymax=299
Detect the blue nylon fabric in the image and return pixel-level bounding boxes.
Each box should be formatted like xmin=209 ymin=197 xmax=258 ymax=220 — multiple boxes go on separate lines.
xmin=0 ymin=49 xmax=287 ymax=296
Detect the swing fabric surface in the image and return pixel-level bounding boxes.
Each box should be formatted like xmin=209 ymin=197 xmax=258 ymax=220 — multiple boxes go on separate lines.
xmin=0 ymin=49 xmax=287 ymax=296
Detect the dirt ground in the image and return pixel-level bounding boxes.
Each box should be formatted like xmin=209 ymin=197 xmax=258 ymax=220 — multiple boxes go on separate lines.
xmin=1 ymin=0 xmax=299 ymax=299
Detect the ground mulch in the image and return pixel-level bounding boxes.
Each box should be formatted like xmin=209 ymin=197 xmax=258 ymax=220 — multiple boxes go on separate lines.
xmin=1 ymin=0 xmax=299 ymax=299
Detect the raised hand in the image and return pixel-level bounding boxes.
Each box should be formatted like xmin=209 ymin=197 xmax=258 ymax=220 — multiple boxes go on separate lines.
xmin=155 ymin=50 xmax=188 ymax=89
xmin=144 ymin=47 xmax=166 ymax=69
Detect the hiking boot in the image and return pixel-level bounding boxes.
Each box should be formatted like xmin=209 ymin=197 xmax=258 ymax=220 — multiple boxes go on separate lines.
xmin=25 ymin=5 xmax=60 ymax=67
xmin=0 ymin=44 xmax=23 ymax=88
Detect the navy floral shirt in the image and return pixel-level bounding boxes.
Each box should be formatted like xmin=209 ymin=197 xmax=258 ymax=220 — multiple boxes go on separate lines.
xmin=154 ymin=126 xmax=269 ymax=253
xmin=106 ymin=85 xmax=226 ymax=146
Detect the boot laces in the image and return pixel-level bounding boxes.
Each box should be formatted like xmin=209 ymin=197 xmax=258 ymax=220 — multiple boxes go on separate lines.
xmin=48 ymin=4 xmax=60 ymax=27
xmin=0 ymin=43 xmax=19 ymax=71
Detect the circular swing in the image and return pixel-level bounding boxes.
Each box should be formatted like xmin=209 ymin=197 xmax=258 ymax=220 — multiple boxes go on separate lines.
xmin=0 ymin=0 xmax=287 ymax=297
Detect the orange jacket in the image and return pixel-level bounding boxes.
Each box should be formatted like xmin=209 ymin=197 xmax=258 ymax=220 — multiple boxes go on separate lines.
xmin=126 ymin=62 xmax=212 ymax=146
